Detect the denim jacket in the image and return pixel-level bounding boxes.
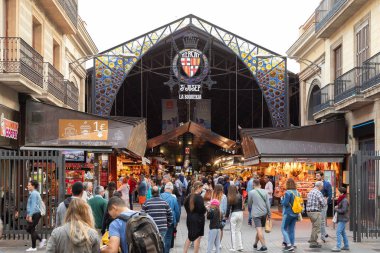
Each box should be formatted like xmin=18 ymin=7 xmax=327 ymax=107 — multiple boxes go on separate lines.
xmin=281 ymin=190 xmax=300 ymax=217
xmin=27 ymin=190 xmax=41 ymax=216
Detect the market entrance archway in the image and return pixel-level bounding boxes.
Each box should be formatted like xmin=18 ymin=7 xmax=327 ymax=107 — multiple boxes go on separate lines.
xmin=92 ymin=14 xmax=288 ymax=128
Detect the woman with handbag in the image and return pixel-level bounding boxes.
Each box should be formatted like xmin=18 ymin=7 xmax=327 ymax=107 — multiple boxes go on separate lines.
xmin=226 ymin=185 xmax=244 ymax=252
xmin=331 ymin=187 xmax=349 ymax=252
xmin=281 ymin=178 xmax=302 ymax=252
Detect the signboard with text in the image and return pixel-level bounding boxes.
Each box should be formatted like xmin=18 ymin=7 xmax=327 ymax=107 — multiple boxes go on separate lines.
xmin=0 ymin=113 xmax=19 ymax=140
xmin=58 ymin=119 xmax=108 ymax=141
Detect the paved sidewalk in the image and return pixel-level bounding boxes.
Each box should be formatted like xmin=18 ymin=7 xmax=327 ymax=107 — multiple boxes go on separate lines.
xmin=1 ymin=207 xmax=379 ymax=252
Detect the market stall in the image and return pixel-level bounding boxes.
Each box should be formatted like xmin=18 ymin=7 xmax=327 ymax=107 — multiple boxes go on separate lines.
xmin=240 ymin=119 xmax=348 ymax=214
xmin=24 ymin=100 xmax=147 ymax=198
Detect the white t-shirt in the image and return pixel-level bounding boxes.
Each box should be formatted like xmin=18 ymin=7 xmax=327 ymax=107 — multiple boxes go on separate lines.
xmin=265 ymin=181 xmax=274 ymax=198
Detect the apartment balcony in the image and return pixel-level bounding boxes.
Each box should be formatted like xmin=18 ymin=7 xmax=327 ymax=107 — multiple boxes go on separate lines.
xmin=38 ymin=0 xmax=78 ymax=34
xmin=313 ymin=83 xmax=342 ymax=120
xmin=361 ymin=52 xmax=380 ymax=99
xmin=315 ymin=0 xmax=367 ymax=38
xmin=65 ymin=80 xmax=79 ymax=110
xmin=334 ymin=67 xmax=371 ymax=110
xmin=40 ymin=62 xmax=66 ymax=106
xmin=0 ymin=37 xmax=44 ymax=94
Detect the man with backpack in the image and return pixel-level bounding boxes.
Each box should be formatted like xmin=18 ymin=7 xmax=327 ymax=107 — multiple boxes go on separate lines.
xmin=101 ymin=197 xmax=163 ymax=253
xmin=56 ymin=181 xmax=84 ymax=227
xmin=247 ymin=179 xmax=271 ymax=253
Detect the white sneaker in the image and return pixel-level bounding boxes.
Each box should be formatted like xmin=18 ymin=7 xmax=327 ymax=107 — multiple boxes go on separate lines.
xmin=229 ymin=249 xmax=237 ymax=252
xmin=26 ymin=248 xmax=37 ymax=252
xmin=39 ymin=238 xmax=47 ymax=248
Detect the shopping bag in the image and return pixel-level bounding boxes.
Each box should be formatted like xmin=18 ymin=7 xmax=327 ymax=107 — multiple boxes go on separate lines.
xmin=265 ymin=218 xmax=272 ymax=233
xmin=297 ymin=213 xmax=303 ymax=222
xmin=332 ymin=212 xmax=338 ymax=223
xmin=101 ymin=231 xmax=110 ymax=246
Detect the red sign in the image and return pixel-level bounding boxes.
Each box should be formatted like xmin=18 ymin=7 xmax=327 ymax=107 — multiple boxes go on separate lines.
xmin=0 ymin=113 xmax=19 ymax=140
xmin=181 ymin=50 xmax=200 ymax=77
xmin=185 ymin=147 xmax=190 ymax=155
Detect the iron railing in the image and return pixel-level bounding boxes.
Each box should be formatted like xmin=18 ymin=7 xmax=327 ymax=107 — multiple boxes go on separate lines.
xmin=0 ymin=149 xmax=65 ymax=239
xmin=58 ymin=0 xmax=78 ymax=27
xmin=315 ymin=0 xmax=347 ymax=31
xmin=313 ymin=83 xmax=334 ymax=114
xmin=361 ymin=52 xmax=380 ymax=91
xmin=43 ymin=63 xmax=65 ymax=103
xmin=0 ymin=37 xmax=43 ymax=88
xmin=350 ymin=151 xmax=380 ymax=242
xmin=334 ymin=67 xmax=363 ymax=103
xmin=65 ymin=80 xmax=79 ymax=110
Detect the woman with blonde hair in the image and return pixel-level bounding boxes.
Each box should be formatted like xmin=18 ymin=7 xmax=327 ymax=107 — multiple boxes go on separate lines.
xmin=183 ymin=181 xmax=207 ymax=253
xmin=46 ymin=198 xmax=100 ymax=253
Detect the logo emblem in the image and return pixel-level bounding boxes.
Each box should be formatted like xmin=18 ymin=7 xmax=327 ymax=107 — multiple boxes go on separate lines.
xmin=180 ymin=49 xmax=201 ymax=77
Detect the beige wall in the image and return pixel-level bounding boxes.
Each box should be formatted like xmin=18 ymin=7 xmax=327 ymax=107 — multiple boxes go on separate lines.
xmin=0 ymin=86 xmax=19 ymax=111
xmin=0 ymin=0 xmax=5 ymax=37
xmin=1 ymin=0 xmax=97 ymax=112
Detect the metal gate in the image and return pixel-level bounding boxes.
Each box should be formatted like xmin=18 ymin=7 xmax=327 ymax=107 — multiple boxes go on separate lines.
xmin=350 ymin=151 xmax=380 ymax=242
xmin=0 ymin=149 xmax=65 ymax=239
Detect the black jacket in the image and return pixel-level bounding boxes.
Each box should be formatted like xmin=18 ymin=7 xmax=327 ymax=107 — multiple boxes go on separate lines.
xmin=207 ymin=207 xmax=221 ymax=229
xmin=226 ymin=193 xmax=243 ymax=217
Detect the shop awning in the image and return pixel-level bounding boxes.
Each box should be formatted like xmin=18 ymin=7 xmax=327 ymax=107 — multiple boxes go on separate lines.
xmin=147 ymin=121 xmax=236 ymax=149
xmin=240 ymin=119 xmax=347 ymax=165
xmin=24 ymin=100 xmax=147 ymax=157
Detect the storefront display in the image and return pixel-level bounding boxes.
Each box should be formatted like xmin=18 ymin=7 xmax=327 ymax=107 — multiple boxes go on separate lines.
xmin=271 ymin=162 xmax=341 ymax=200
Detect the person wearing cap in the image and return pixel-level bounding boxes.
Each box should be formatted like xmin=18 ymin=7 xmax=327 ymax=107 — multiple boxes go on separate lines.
xmin=160 ymin=182 xmax=180 ymax=253
xmin=56 ymin=181 xmax=84 ymax=228
xmin=207 ymin=199 xmax=222 ymax=253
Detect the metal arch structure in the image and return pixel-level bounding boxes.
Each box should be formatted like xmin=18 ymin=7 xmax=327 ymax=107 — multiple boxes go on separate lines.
xmin=93 ymin=14 xmax=288 ymax=127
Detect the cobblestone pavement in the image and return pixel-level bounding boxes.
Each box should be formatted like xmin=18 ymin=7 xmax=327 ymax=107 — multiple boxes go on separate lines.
xmin=1 ymin=207 xmax=379 ymax=253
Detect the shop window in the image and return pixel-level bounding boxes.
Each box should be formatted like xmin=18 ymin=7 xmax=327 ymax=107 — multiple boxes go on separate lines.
xmin=334 ymin=45 xmax=342 ymax=79
xmin=32 ymin=16 xmax=42 ymax=55
xmin=53 ymin=39 xmax=61 ymax=71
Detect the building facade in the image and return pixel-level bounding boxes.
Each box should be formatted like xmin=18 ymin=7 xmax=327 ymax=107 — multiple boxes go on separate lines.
xmin=287 ymin=0 xmax=380 ymax=153
xmin=0 ymin=0 xmax=97 ymax=116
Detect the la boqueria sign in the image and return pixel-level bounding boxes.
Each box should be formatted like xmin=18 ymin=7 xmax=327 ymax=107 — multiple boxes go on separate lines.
xmin=25 ymin=100 xmax=133 ymax=148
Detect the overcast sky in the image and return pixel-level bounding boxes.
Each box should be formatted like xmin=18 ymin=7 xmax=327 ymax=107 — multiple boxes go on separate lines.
xmin=78 ymin=0 xmax=321 ymax=73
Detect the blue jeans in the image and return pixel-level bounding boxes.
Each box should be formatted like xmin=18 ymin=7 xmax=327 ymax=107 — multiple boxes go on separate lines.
xmin=281 ymin=214 xmax=298 ymax=246
xmin=336 ymin=221 xmax=349 ymax=249
xmin=129 ymin=193 xmax=134 ymax=210
xmin=164 ymin=225 xmax=174 ymax=253
xmin=248 ymin=206 xmax=252 ymax=220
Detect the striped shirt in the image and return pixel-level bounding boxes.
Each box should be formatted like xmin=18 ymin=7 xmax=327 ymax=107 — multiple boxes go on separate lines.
xmin=142 ymin=197 xmax=173 ymax=233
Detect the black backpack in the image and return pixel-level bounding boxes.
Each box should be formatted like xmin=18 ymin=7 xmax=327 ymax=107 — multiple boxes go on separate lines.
xmin=118 ymin=212 xmax=164 ymax=253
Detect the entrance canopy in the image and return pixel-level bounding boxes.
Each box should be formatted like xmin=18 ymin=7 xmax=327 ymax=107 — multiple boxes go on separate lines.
xmin=147 ymin=121 xmax=236 ymax=149
xmin=240 ymin=119 xmax=347 ymax=165
xmin=24 ymin=100 xmax=147 ymax=157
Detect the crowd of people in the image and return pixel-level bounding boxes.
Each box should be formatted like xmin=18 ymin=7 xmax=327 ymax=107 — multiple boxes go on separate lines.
xmin=15 ymin=171 xmax=350 ymax=253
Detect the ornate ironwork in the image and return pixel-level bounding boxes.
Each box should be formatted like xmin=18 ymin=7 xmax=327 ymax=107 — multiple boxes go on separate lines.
xmin=65 ymin=80 xmax=79 ymax=110
xmin=0 ymin=37 xmax=43 ymax=88
xmin=43 ymin=62 xmax=65 ymax=102
xmin=93 ymin=14 xmax=287 ymax=127
xmin=334 ymin=67 xmax=363 ymax=103
xmin=58 ymin=0 xmax=78 ymax=27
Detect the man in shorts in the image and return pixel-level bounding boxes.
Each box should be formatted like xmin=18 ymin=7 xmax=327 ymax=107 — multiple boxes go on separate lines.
xmin=248 ymin=179 xmax=271 ymax=253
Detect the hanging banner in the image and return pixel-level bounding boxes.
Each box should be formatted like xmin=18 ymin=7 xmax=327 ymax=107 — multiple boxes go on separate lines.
xmin=162 ymin=99 xmax=179 ymax=134
xmin=194 ymin=99 xmax=211 ymax=129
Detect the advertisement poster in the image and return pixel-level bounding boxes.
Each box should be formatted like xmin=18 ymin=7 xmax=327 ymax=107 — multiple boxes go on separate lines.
xmin=162 ymin=99 xmax=179 ymax=134
xmin=59 ymin=119 xmax=108 ymax=141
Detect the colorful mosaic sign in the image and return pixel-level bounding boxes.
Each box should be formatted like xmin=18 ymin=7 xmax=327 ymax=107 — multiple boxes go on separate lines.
xmin=94 ymin=15 xmax=287 ymax=127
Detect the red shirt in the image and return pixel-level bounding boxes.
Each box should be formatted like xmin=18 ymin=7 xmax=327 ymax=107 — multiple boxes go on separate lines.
xmin=128 ymin=179 xmax=137 ymax=194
